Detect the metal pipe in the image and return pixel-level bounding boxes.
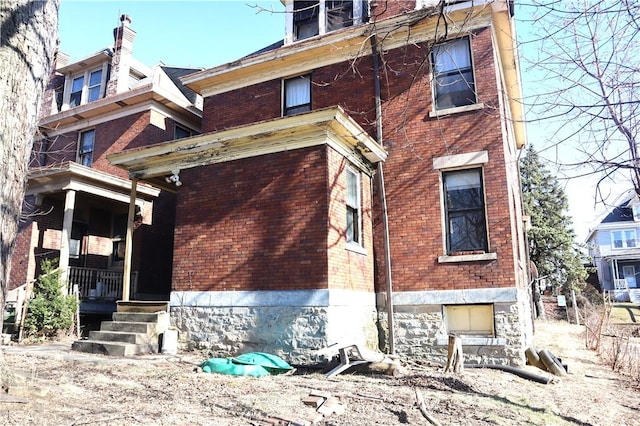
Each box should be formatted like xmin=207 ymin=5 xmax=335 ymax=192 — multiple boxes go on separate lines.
xmin=371 ymin=34 xmax=395 ymax=355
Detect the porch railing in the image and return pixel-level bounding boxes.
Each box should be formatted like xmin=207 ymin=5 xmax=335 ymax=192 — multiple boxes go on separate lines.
xmin=68 ymin=267 xmax=138 ymax=300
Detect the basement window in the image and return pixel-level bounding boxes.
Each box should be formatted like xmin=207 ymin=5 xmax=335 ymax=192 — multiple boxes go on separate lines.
xmin=444 ymin=304 xmax=494 ymax=337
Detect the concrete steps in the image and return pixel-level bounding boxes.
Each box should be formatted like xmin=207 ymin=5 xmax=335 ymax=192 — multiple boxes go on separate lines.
xmin=72 ymin=304 xmax=170 ymax=357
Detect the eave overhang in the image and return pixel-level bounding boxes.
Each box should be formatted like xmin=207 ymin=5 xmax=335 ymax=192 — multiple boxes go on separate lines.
xmin=26 ymin=162 xmax=160 ymax=205
xmin=56 ymin=50 xmax=112 ymax=75
xmin=603 ymin=252 xmax=640 ymax=262
xmin=107 ymin=106 xmax=387 ymax=181
xmin=182 ymin=0 xmax=525 ymax=150
xmin=490 ymin=0 xmax=526 ymax=149
xmin=39 ymin=81 xmax=202 ymax=134
xmin=182 ymin=2 xmax=495 ymax=97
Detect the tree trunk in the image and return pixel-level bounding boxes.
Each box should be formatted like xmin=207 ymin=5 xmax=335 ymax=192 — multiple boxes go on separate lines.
xmin=0 ymin=0 xmax=59 ymax=335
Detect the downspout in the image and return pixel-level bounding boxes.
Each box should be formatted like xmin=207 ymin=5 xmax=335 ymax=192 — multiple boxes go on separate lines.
xmin=371 ymin=34 xmax=395 ymax=355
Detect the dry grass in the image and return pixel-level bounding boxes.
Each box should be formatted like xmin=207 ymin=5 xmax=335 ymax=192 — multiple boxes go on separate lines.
xmin=1 ymin=321 xmax=639 ymax=425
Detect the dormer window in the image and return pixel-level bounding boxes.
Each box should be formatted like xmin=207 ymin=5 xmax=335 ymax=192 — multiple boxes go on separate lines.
xmin=294 ymin=1 xmax=319 ymax=40
xmin=63 ymin=63 xmax=109 ymax=109
xmin=286 ymin=1 xmax=368 ymax=44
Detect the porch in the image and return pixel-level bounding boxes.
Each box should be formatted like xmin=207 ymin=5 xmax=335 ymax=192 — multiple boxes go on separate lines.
xmin=604 ymin=279 xmax=640 ymax=304
xmin=69 ymin=267 xmax=138 ymax=314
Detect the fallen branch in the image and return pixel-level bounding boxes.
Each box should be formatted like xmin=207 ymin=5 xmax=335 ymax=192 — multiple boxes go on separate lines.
xmin=414 ymin=388 xmax=442 ymax=426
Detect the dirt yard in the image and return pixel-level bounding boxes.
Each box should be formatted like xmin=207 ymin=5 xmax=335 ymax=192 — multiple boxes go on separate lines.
xmin=1 ymin=320 xmax=638 ymax=426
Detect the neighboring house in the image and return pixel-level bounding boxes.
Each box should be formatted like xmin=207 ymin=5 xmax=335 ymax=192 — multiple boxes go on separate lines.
xmin=8 ymin=15 xmax=202 ymax=315
xmin=109 ymin=0 xmax=533 ymax=366
xmin=586 ymin=189 xmax=640 ymax=303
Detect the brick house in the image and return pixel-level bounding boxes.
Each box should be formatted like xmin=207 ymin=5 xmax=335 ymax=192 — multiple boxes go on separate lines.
xmin=109 ymin=0 xmax=533 ymax=365
xmin=8 ymin=15 xmax=202 ymax=315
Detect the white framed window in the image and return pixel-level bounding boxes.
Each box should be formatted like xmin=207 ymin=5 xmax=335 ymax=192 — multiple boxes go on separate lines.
xmin=611 ymin=229 xmax=637 ymax=249
xmin=431 ymin=36 xmax=476 ymax=111
xmin=69 ymin=75 xmax=84 ymax=108
xmin=443 ymin=168 xmax=487 ymax=254
xmin=288 ymin=1 xmax=368 ymax=43
xmin=78 ymin=129 xmax=95 ymax=167
xmin=64 ymin=65 xmax=108 ymax=109
xmin=346 ymin=168 xmax=362 ymax=246
xmin=283 ymin=74 xmax=312 ymax=116
xmin=444 ymin=304 xmax=494 ymax=337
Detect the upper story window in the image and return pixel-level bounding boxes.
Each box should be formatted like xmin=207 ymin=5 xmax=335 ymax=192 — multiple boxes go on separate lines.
xmin=283 ymin=74 xmax=312 ymax=116
xmin=443 ymin=168 xmax=487 ymax=254
xmin=346 ymin=168 xmax=362 ymax=246
xmin=64 ymin=64 xmax=109 ymax=109
xmin=78 ymin=129 xmax=95 ymax=167
xmin=287 ymin=1 xmax=368 ymax=43
xmin=611 ymin=229 xmax=637 ymax=249
xmin=431 ymin=36 xmax=476 ymax=111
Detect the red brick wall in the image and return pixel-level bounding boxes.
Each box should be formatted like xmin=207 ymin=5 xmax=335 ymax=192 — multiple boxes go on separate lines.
xmin=326 ymin=149 xmax=375 ymax=292
xmin=197 ymin=25 xmax=520 ymax=296
xmin=370 ymin=0 xmax=418 ymax=21
xmin=40 ymin=111 xmax=171 ymax=179
xmin=172 ymin=146 xmax=331 ymax=292
xmin=372 ymin=27 xmax=517 ymax=292
xmin=202 ymin=80 xmax=282 ymax=132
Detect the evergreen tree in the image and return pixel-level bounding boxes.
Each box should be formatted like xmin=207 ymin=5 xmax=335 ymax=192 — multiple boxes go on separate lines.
xmin=521 ymin=146 xmax=587 ymax=301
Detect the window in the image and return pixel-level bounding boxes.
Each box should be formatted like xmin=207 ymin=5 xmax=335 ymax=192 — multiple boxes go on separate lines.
xmin=70 ymin=222 xmax=87 ymax=260
xmin=326 ymin=0 xmax=354 ymax=32
xmin=87 ymin=69 xmax=103 ymax=102
xmin=346 ymin=168 xmax=361 ymax=245
xmin=445 ymin=304 xmax=494 ymax=337
xmin=284 ymin=75 xmax=311 ymax=116
xmin=291 ymin=1 xmax=366 ymax=42
xmin=175 ymin=125 xmax=192 ymax=140
xmin=612 ymin=229 xmax=637 ymax=249
xmin=78 ymin=129 xmax=95 ymax=167
xmin=431 ymin=37 xmax=476 ymax=110
xmin=294 ymin=1 xmax=320 ymax=40
xmin=443 ymin=168 xmax=487 ymax=253
xmin=69 ymin=76 xmax=84 ymax=108
xmin=65 ymin=66 xmax=107 ymax=108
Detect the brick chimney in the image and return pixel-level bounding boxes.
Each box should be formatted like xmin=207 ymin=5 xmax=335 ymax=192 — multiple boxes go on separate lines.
xmin=105 ymin=14 xmax=136 ymax=96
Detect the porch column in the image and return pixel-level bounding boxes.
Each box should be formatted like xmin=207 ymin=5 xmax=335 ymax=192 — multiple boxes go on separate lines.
xmin=59 ymin=189 xmax=76 ymax=292
xmin=122 ymin=179 xmax=137 ymax=301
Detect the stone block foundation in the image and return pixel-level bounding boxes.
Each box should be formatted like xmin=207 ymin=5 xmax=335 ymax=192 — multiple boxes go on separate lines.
xmin=169 ymin=289 xmax=378 ymax=365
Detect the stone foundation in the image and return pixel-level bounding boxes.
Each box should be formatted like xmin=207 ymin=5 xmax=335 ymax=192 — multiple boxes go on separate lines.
xmin=169 ymin=287 xmax=532 ymax=366
xmin=169 ymin=289 xmax=378 ymax=365
xmin=377 ymin=287 xmax=531 ymax=366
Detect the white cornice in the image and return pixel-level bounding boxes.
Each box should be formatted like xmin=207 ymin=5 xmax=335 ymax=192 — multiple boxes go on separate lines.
xmin=108 ymin=107 xmax=387 ymax=180
xmin=26 ymin=162 xmax=160 ymax=203
xmin=182 ymin=4 xmax=493 ymax=97
xmin=39 ymin=80 xmax=202 ymax=135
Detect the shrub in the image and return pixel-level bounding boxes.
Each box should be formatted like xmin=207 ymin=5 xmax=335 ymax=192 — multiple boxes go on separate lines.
xmin=23 ymin=259 xmax=77 ymax=338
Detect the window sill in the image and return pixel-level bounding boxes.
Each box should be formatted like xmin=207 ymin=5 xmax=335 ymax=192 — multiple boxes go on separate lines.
xmin=345 ymin=243 xmax=367 ymax=255
xmin=429 ymin=103 xmax=485 ymax=118
xmin=435 ymin=337 xmax=506 ymax=346
xmin=438 ymin=252 xmax=497 ymax=263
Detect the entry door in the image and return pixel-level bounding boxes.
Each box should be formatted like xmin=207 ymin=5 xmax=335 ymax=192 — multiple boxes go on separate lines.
xmin=623 ymin=265 xmax=637 ymax=288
